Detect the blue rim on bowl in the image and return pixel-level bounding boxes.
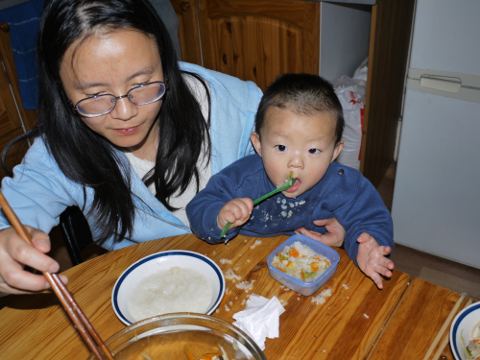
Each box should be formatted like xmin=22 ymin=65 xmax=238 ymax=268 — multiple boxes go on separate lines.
xmin=112 ymin=250 xmax=225 ymax=325
xmin=450 ymin=301 xmax=480 ymax=360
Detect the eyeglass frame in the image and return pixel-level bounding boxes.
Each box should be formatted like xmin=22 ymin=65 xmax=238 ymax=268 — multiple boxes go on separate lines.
xmin=73 ymin=80 xmax=167 ymax=118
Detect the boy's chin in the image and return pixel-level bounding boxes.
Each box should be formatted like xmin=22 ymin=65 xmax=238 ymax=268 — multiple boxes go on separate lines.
xmin=282 ymin=190 xmax=303 ymax=199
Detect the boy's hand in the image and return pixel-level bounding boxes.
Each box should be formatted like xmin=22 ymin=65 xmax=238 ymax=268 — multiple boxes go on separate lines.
xmin=295 ymin=217 xmax=345 ymax=247
xmin=217 ymin=198 xmax=254 ymax=229
xmin=356 ymin=232 xmax=394 ymax=290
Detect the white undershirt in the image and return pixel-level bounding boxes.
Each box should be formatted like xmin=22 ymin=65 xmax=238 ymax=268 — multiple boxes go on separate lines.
xmin=125 ymin=73 xmax=211 ymax=226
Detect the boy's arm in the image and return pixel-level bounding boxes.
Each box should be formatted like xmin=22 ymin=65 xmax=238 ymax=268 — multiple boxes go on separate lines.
xmin=335 ymin=177 xmax=394 ymax=264
xmin=186 ymin=172 xmax=242 ymax=243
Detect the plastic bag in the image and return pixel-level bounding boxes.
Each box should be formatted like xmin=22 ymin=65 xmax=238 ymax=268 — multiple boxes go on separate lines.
xmin=334 ymin=59 xmax=367 ymax=169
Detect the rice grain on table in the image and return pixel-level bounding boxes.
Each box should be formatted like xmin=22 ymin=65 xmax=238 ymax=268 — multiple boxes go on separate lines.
xmin=224 ymin=269 xmax=241 ymax=282
xmin=235 ymin=280 xmax=255 ymax=292
xmin=249 ymin=239 xmax=262 ymax=249
xmin=311 ymin=288 xmax=332 ymax=305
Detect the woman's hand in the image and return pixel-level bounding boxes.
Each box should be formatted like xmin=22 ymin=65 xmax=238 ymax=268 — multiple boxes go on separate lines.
xmin=295 ymin=217 xmax=346 ymax=247
xmin=0 ymin=227 xmax=66 ymax=295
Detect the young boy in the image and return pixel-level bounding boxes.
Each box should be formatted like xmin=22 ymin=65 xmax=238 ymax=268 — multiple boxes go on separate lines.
xmin=186 ymin=74 xmax=394 ymax=289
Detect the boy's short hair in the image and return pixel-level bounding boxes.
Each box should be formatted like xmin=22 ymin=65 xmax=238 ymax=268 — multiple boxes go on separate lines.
xmin=255 ymin=73 xmax=344 ymax=144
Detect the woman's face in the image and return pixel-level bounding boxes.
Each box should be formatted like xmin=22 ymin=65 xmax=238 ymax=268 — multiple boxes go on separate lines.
xmin=60 ymin=28 xmax=164 ymax=157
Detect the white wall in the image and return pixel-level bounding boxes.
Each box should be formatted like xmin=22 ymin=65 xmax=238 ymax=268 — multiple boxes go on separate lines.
xmin=319 ymin=2 xmax=371 ymax=82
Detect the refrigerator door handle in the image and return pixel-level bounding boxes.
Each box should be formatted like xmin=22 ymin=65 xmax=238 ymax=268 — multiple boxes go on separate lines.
xmin=419 ymin=75 xmax=461 ymax=93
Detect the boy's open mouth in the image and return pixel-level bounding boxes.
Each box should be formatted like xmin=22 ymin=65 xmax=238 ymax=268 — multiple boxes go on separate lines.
xmin=285 ymin=178 xmax=301 ymax=193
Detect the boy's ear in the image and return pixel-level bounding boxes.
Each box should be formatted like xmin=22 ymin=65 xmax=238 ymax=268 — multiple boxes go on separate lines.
xmin=331 ymin=141 xmax=344 ymax=162
xmin=250 ymin=132 xmax=262 ymax=156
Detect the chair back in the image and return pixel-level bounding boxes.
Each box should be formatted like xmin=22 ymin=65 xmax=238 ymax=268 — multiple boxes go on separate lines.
xmin=1 ymin=129 xmax=35 ymax=178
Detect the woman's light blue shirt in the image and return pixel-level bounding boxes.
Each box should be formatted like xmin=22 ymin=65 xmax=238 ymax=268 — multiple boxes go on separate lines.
xmin=0 ymin=62 xmax=263 ymax=250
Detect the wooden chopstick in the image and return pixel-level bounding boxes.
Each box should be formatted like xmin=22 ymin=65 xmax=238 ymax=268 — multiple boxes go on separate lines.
xmin=0 ymin=192 xmax=114 ymax=360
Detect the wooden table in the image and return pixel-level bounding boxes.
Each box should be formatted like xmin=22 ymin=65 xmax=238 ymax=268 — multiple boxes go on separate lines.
xmin=0 ymin=234 xmax=474 ymax=359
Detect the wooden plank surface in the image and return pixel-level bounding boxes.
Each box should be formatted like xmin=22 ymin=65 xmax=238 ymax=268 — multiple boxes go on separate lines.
xmin=0 ymin=234 xmax=410 ymax=359
xmin=367 ymin=278 xmax=474 ymax=360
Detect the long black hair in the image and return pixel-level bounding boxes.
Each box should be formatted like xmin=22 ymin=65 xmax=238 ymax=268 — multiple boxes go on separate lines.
xmin=38 ymin=0 xmax=210 ymax=242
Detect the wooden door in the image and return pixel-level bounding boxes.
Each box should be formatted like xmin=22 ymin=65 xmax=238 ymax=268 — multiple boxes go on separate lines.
xmin=171 ymin=0 xmax=203 ymax=65
xmin=0 ymin=24 xmax=29 ymax=178
xmin=195 ymin=0 xmax=319 ymax=90
xmin=361 ymin=0 xmax=415 ymax=185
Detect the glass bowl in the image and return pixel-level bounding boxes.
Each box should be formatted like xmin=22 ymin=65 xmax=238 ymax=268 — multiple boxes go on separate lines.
xmin=91 ymin=313 xmax=266 ymax=359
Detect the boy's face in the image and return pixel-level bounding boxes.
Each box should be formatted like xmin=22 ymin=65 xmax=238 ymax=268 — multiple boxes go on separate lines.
xmin=251 ymin=106 xmax=343 ymax=198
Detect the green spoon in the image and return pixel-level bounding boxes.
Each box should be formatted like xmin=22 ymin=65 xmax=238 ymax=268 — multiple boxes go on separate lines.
xmin=219 ymin=173 xmax=296 ymax=238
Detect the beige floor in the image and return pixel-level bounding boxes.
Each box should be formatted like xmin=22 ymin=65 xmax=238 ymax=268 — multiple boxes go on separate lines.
xmin=392 ymin=244 xmax=480 ymax=298
xmin=51 ymin=163 xmax=480 ymax=299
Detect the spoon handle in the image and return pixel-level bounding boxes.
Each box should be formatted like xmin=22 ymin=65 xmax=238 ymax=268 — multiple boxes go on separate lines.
xmin=219 ymin=175 xmax=295 ymax=238
xmin=252 ymin=180 xmax=293 ymax=206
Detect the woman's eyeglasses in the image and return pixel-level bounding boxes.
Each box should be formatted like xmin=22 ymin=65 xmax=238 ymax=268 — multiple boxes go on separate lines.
xmin=74 ymin=81 xmax=166 ymax=118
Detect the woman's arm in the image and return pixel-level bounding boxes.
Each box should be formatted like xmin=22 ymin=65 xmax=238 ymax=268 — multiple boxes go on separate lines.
xmin=0 ymin=138 xmax=81 ymax=233
xmin=0 ymin=138 xmax=81 ymax=295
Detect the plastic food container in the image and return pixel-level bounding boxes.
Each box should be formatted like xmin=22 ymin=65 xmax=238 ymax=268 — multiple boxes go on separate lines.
xmin=267 ymin=234 xmax=340 ymax=296
xmin=90 ymin=313 xmax=266 ymax=359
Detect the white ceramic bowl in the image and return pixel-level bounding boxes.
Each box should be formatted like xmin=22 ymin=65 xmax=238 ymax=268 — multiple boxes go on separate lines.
xmin=112 ymin=250 xmax=225 ymax=325
xmin=450 ymin=301 xmax=480 ymax=360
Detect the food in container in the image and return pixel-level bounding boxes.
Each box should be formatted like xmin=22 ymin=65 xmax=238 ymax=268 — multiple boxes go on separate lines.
xmin=112 ymin=250 xmax=225 ymax=325
xmin=267 ymin=234 xmax=340 ymax=296
xmin=128 ymin=266 xmax=213 ymax=320
xmin=271 ymin=240 xmax=331 ymax=281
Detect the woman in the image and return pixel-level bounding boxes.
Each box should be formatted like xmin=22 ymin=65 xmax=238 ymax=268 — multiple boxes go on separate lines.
xmin=0 ymin=0 xmax=344 ymax=295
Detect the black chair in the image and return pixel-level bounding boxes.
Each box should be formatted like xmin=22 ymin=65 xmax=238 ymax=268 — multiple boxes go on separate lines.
xmin=1 ymin=130 xmax=95 ymax=265
xmin=59 ymin=206 xmax=95 ymax=265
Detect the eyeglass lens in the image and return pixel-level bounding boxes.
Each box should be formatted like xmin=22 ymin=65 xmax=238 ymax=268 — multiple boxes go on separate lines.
xmin=75 ymin=81 xmax=166 ymax=117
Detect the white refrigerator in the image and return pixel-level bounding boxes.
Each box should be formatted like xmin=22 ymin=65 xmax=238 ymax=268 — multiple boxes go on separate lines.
xmin=392 ymin=0 xmax=480 ymax=269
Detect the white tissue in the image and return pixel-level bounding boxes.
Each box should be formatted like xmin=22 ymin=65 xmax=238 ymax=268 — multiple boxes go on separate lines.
xmin=233 ymin=294 xmax=285 ymax=350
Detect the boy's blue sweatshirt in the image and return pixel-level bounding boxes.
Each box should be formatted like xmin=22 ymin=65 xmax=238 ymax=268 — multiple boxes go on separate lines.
xmin=187 ymin=154 xmax=394 ymax=262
